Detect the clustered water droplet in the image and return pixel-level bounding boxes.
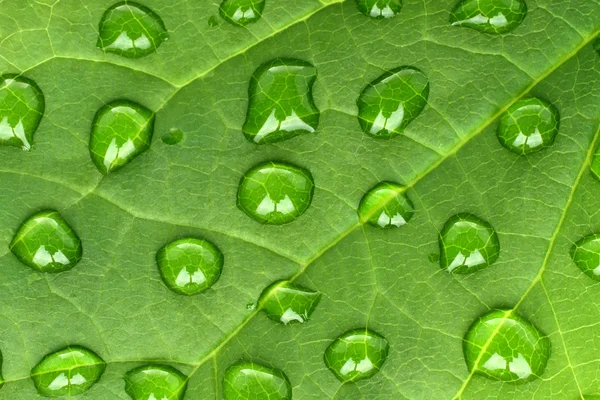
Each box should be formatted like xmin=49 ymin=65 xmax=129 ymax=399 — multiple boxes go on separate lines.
xmin=223 ymin=362 xmax=291 ymax=400
xmin=259 ymin=280 xmax=321 ymax=324
xmin=220 ymin=0 xmax=266 ymax=26
xmin=124 ymin=364 xmax=188 ymax=400
xmin=450 ymin=0 xmax=528 ymax=34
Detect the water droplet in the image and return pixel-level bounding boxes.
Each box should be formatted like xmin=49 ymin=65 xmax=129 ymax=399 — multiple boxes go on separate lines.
xmin=162 ymin=128 xmax=184 ymax=145
xmin=97 ymin=1 xmax=168 ymax=58
xmin=237 ymin=161 xmax=314 ymax=225
xmin=208 ymin=15 xmax=220 ymax=27
xmin=156 ymin=238 xmax=224 ymax=295
xmin=570 ymin=234 xmax=600 ymax=281
xmin=220 ymin=0 xmax=265 ymax=26
xmin=0 ymin=74 xmax=45 ymax=151
xmin=357 ymin=67 xmax=429 ymax=138
xmin=243 ymin=59 xmax=319 ymax=144
xmin=223 ymin=362 xmax=291 ymax=400
xmin=246 ymin=301 xmax=257 ymax=310
xmin=89 ymin=100 xmax=154 ymax=174
xmin=439 ymin=213 xmax=500 ymax=274
xmin=358 ymin=182 xmax=414 ymax=228
xmin=259 ymin=280 xmax=321 ymax=324
xmin=497 ymin=98 xmax=559 ymax=155
xmin=10 ymin=210 xmax=82 ymax=273
xmin=463 ymin=309 xmax=550 ymax=382
xmin=31 ymin=346 xmax=105 ymax=397
xmin=428 ymin=253 xmax=439 ymax=263
xmin=356 ymin=0 xmax=402 ymax=19
xmin=124 ymin=364 xmax=187 ymax=400
xmin=450 ymin=0 xmax=527 ymax=34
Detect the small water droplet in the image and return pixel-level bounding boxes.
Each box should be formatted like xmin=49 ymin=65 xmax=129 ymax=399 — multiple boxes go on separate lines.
xmin=30 ymin=346 xmax=105 ymax=397
xmin=570 ymin=234 xmax=600 ymax=281
xmin=259 ymin=280 xmax=321 ymax=324
xmin=220 ymin=0 xmax=265 ymax=26
xmin=156 ymin=238 xmax=224 ymax=295
xmin=243 ymin=59 xmax=319 ymax=144
xmin=0 ymin=74 xmax=45 ymax=151
xmin=162 ymin=128 xmax=184 ymax=145
xmin=356 ymin=0 xmax=402 ymax=19
xmin=208 ymin=15 xmax=220 ymax=27
xmin=237 ymin=161 xmax=315 ymax=225
xmin=124 ymin=364 xmax=187 ymax=400
xmin=89 ymin=100 xmax=154 ymax=174
xmin=10 ymin=210 xmax=82 ymax=273
xmin=464 ymin=309 xmax=550 ymax=382
xmin=223 ymin=362 xmax=291 ymax=400
xmin=450 ymin=0 xmax=527 ymax=34
xmin=97 ymin=1 xmax=168 ymax=58
xmin=439 ymin=213 xmax=499 ymax=274
xmin=358 ymin=182 xmax=414 ymax=228
xmin=324 ymin=328 xmax=389 ymax=383
xmin=357 ymin=66 xmax=429 ymax=138
xmin=246 ymin=301 xmax=257 ymax=310
xmin=428 ymin=253 xmax=439 ymax=263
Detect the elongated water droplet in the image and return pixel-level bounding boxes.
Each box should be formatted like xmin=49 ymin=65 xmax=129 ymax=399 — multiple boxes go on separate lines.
xmin=89 ymin=100 xmax=154 ymax=174
xmin=31 ymin=346 xmax=105 ymax=397
xmin=259 ymin=280 xmax=321 ymax=324
xmin=162 ymin=128 xmax=184 ymax=145
xmin=358 ymin=182 xmax=414 ymax=228
xmin=464 ymin=309 xmax=550 ymax=382
xmin=450 ymin=0 xmax=528 ymax=34
xmin=223 ymin=362 xmax=291 ymax=400
xmin=243 ymin=59 xmax=319 ymax=144
xmin=156 ymin=238 xmax=224 ymax=295
xmin=497 ymin=98 xmax=559 ymax=155
xmin=356 ymin=0 xmax=402 ymax=19
xmin=220 ymin=0 xmax=265 ymax=26
xmin=357 ymin=67 xmax=429 ymax=138
xmin=570 ymin=234 xmax=600 ymax=281
xmin=0 ymin=74 xmax=45 ymax=150
xmin=439 ymin=213 xmax=499 ymax=274
xmin=97 ymin=1 xmax=168 ymax=58
xmin=237 ymin=161 xmax=314 ymax=225
xmin=124 ymin=364 xmax=187 ymax=400
xmin=10 ymin=210 xmax=82 ymax=273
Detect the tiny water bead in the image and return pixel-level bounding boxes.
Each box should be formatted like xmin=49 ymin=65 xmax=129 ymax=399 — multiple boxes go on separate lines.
xmin=570 ymin=234 xmax=600 ymax=281
xmin=220 ymin=0 xmax=265 ymax=26
xmin=243 ymin=59 xmax=319 ymax=144
xmin=156 ymin=238 xmax=224 ymax=296
xmin=497 ymin=98 xmax=559 ymax=155
xmin=31 ymin=346 xmax=105 ymax=397
xmin=223 ymin=362 xmax=291 ymax=400
xmin=439 ymin=213 xmax=499 ymax=274
xmin=162 ymin=128 xmax=183 ymax=145
xmin=0 ymin=74 xmax=45 ymax=150
xmin=237 ymin=161 xmax=315 ymax=225
xmin=463 ymin=310 xmax=550 ymax=382
xmin=124 ymin=365 xmax=187 ymax=400
xmin=10 ymin=210 xmax=82 ymax=273
xmin=358 ymin=182 xmax=414 ymax=228
xmin=324 ymin=328 xmax=389 ymax=383
xmin=356 ymin=0 xmax=402 ymax=18
xmin=357 ymin=67 xmax=429 ymax=139
xmin=89 ymin=100 xmax=155 ymax=174
xmin=97 ymin=1 xmax=168 ymax=58
xmin=259 ymin=280 xmax=321 ymax=324
xmin=450 ymin=0 xmax=527 ymax=34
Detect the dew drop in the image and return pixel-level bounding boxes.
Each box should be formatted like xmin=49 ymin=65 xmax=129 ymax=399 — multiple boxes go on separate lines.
xmin=162 ymin=128 xmax=184 ymax=145
xmin=246 ymin=301 xmax=257 ymax=310
xmin=243 ymin=59 xmax=319 ymax=144
xmin=358 ymin=182 xmax=414 ymax=228
xmin=156 ymin=238 xmax=224 ymax=295
xmin=31 ymin=346 xmax=105 ymax=397
xmin=463 ymin=309 xmax=550 ymax=382
xmin=220 ymin=0 xmax=265 ymax=26
xmin=208 ymin=15 xmax=220 ymax=27
xmin=0 ymin=74 xmax=45 ymax=150
xmin=124 ymin=364 xmax=187 ymax=400
xmin=450 ymin=0 xmax=528 ymax=34
xmin=570 ymin=234 xmax=600 ymax=281
xmin=356 ymin=0 xmax=402 ymax=19
xmin=10 ymin=210 xmax=82 ymax=273
xmin=97 ymin=1 xmax=168 ymax=59
xmin=89 ymin=100 xmax=154 ymax=174
xmin=357 ymin=66 xmax=429 ymax=139
xmin=223 ymin=362 xmax=291 ymax=400
xmin=439 ymin=213 xmax=499 ymax=274
xmin=237 ymin=161 xmax=314 ymax=225
xmin=259 ymin=280 xmax=321 ymax=325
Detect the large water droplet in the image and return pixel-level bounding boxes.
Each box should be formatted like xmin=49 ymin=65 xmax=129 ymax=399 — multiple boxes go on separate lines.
xmin=31 ymin=346 xmax=105 ymax=397
xmin=358 ymin=182 xmax=414 ymax=228
xmin=10 ymin=210 xmax=82 ymax=273
xmin=97 ymin=1 xmax=168 ymax=58
xmin=156 ymin=238 xmax=224 ymax=296
xmin=324 ymin=328 xmax=389 ymax=383
xmin=357 ymin=67 xmax=429 ymax=139
xmin=89 ymin=100 xmax=154 ymax=174
xmin=223 ymin=362 xmax=291 ymax=400
xmin=220 ymin=0 xmax=265 ymax=26
xmin=124 ymin=364 xmax=187 ymax=400
xmin=243 ymin=59 xmax=319 ymax=144
xmin=439 ymin=213 xmax=500 ymax=274
xmin=237 ymin=161 xmax=314 ymax=225
xmin=570 ymin=234 xmax=600 ymax=281
xmin=463 ymin=309 xmax=550 ymax=382
xmin=0 ymin=74 xmax=45 ymax=150
xmin=356 ymin=0 xmax=402 ymax=19
xmin=450 ymin=0 xmax=528 ymax=34
xmin=259 ymin=280 xmax=321 ymax=325
xmin=162 ymin=128 xmax=183 ymax=145
xmin=497 ymin=98 xmax=559 ymax=155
